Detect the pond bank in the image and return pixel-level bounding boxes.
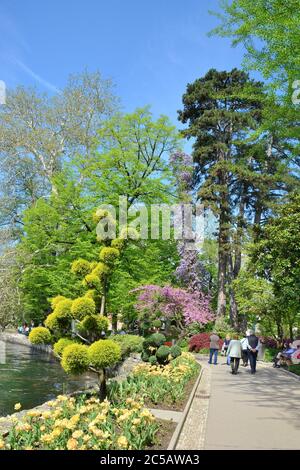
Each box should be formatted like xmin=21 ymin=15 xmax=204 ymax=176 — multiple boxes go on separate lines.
xmin=0 ymin=332 xmax=53 ymax=355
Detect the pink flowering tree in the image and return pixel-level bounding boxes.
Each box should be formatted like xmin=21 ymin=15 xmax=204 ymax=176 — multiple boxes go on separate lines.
xmin=132 ymin=284 xmax=213 ymax=334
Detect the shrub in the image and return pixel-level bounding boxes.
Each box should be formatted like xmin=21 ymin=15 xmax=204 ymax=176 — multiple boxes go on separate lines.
xmin=93 ymin=208 xmax=109 ymax=223
xmin=91 ymin=262 xmax=110 ymax=279
xmin=152 ymin=319 xmax=162 ymax=329
xmin=54 ymin=299 xmax=73 ymax=320
xmin=288 ymin=364 xmax=300 ymax=376
xmin=147 ymin=333 xmax=166 ymax=347
xmin=44 ymin=312 xmax=60 ymax=331
xmin=53 ymin=338 xmax=76 ymax=356
xmin=70 ymin=258 xmax=91 ymax=277
xmin=189 ymin=332 xmax=223 ymax=353
xmin=170 ymin=345 xmax=182 ymax=359
xmin=141 ymin=351 xmax=150 ymax=362
xmin=148 ymin=355 xmax=158 ymax=365
xmin=112 ymin=334 xmax=144 ymax=357
xmin=156 ymin=345 xmax=171 ymax=364
xmin=83 ymin=273 xmax=101 ymax=290
xmin=71 ymin=297 xmax=96 ymax=320
xmin=61 ymin=344 xmax=89 ymax=375
xmin=88 ymin=339 xmax=121 ymax=370
xmin=78 ymin=315 xmax=109 ymax=335
xmin=29 ymin=327 xmax=52 ymax=345
xmin=49 ymin=295 xmax=66 ymax=310
xmin=99 ymin=247 xmax=120 ymax=264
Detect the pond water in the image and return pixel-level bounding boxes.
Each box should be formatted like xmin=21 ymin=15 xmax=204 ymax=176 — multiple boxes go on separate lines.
xmin=0 ymin=340 xmax=97 ymax=416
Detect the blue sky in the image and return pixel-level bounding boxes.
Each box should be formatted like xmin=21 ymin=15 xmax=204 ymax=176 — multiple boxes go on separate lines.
xmin=0 ymin=0 xmax=245 ymax=124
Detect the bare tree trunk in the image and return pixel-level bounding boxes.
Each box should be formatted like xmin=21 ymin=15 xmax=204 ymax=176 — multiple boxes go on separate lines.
xmin=217 ymin=210 xmax=227 ymax=317
xmin=228 ymin=253 xmax=239 ymax=329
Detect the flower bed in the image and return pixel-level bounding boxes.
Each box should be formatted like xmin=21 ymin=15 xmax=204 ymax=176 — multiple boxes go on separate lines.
xmin=0 ymin=352 xmax=200 ymax=450
xmin=108 ymin=352 xmax=200 ymax=411
xmin=0 ymin=396 xmax=159 ymax=450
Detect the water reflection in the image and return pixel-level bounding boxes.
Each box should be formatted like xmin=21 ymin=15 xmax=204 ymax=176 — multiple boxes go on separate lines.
xmin=0 ymin=340 xmax=97 ymax=416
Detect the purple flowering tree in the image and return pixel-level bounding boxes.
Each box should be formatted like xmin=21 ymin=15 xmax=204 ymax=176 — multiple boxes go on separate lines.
xmin=132 ymin=285 xmax=213 ymax=333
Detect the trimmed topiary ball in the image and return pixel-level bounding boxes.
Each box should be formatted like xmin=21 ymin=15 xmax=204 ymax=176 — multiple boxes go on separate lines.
xmin=156 ymin=345 xmax=171 ymax=364
xmin=170 ymin=345 xmax=182 ymax=359
xmin=54 ymin=299 xmax=73 ymax=320
xmin=91 ymin=262 xmax=110 ymax=280
xmin=61 ymin=344 xmax=89 ymax=375
xmin=93 ymin=208 xmax=109 ymax=224
xmin=53 ymin=338 xmax=76 ymax=356
xmin=83 ymin=273 xmax=101 ymax=290
xmin=70 ymin=258 xmax=91 ymax=277
xmin=152 ymin=319 xmax=162 ymax=329
xmin=78 ymin=315 xmax=109 ymax=335
xmin=50 ymin=295 xmax=67 ymax=310
xmin=71 ymin=297 xmax=96 ymax=320
xmin=99 ymin=247 xmax=120 ymax=265
xmin=88 ymin=340 xmax=121 ymax=370
xmin=29 ymin=327 xmax=52 ymax=345
xmin=44 ymin=312 xmax=60 ymax=331
xmin=148 ymin=333 xmax=166 ymax=347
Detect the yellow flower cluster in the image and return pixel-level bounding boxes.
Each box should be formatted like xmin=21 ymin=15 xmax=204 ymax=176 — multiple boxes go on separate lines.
xmin=3 ymin=394 xmax=159 ymax=451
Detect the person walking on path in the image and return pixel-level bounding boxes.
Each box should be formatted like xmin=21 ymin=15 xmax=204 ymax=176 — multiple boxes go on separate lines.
xmin=227 ymin=334 xmax=242 ymax=374
xmin=246 ymin=330 xmax=259 ymax=374
xmin=222 ymin=334 xmax=231 ymax=365
xmin=240 ymin=333 xmax=249 ymax=367
xmin=208 ymin=332 xmax=220 ymax=365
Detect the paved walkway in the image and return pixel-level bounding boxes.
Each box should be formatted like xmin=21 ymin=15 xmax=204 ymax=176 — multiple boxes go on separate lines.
xmin=177 ymin=357 xmax=300 ymax=450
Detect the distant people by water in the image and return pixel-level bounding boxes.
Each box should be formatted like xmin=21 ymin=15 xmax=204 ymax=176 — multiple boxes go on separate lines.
xmin=17 ymin=321 xmax=35 ymax=336
xmin=208 ymin=332 xmax=220 ymax=365
xmin=17 ymin=322 xmax=30 ymax=336
xmin=227 ymin=334 xmax=242 ymax=374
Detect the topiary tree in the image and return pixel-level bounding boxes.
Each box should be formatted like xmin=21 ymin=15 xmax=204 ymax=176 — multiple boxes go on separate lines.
xmin=29 ymin=208 xmax=139 ymax=399
xmin=28 ymin=326 xmax=52 ymax=345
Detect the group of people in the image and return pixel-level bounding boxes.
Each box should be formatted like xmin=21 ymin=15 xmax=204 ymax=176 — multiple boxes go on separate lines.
xmin=17 ymin=320 xmax=35 ymax=336
xmin=208 ymin=330 xmax=260 ymax=375
xmin=273 ymin=339 xmax=300 ymax=367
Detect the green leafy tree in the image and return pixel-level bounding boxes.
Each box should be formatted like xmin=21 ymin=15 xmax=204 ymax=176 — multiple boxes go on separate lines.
xmin=250 ymin=193 xmax=300 ymax=339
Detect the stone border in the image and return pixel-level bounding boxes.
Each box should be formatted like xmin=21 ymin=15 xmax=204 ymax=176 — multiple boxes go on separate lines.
xmin=0 ymin=332 xmax=54 ymax=355
xmin=167 ymin=367 xmax=204 ymax=450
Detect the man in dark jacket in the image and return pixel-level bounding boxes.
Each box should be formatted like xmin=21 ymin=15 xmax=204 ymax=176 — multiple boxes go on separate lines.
xmin=246 ymin=331 xmax=259 ymax=374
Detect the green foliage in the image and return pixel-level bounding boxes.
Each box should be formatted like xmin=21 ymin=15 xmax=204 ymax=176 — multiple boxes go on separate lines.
xmin=71 ymin=296 xmax=96 ymax=320
xmin=99 ymin=247 xmax=120 ymax=265
xmin=112 ymin=334 xmax=144 ymax=357
xmin=156 ymin=345 xmax=171 ymax=364
xmin=147 ymin=333 xmax=166 ymax=348
xmin=288 ymin=364 xmax=300 ymax=376
xmin=44 ymin=312 xmax=60 ymax=331
xmin=71 ymin=259 xmax=91 ymax=277
xmin=83 ymin=273 xmax=101 ymax=290
xmin=91 ymin=262 xmax=110 ymax=279
xmin=111 ymin=238 xmax=125 ymax=250
xmin=152 ymin=319 xmax=162 ymax=329
xmin=61 ymin=344 xmax=89 ymax=375
xmin=78 ymin=314 xmax=109 ymax=335
xmin=148 ymin=355 xmax=158 ymax=365
xmin=54 ymin=299 xmax=73 ymax=320
xmin=88 ymin=339 xmax=121 ymax=370
xmin=28 ymin=327 xmax=52 ymax=345
xmin=53 ymin=338 xmax=76 ymax=356
xmin=170 ymin=345 xmax=182 ymax=359
xmin=50 ymin=296 xmax=67 ymax=310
